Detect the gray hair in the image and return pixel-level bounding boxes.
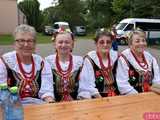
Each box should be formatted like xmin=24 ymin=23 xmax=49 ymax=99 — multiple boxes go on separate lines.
xmin=13 ymin=24 xmax=37 ymax=40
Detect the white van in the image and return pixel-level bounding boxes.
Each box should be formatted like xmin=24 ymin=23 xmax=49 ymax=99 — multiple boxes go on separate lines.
xmin=53 ymin=22 xmax=71 ymax=33
xmin=116 ymin=18 xmax=160 ymax=44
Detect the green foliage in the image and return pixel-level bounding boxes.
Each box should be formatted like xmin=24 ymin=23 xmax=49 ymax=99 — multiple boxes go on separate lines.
xmin=18 ymin=0 xmax=160 ymax=33
xmin=42 ymin=0 xmax=86 ymax=30
xmin=132 ymin=0 xmax=160 ymax=18
xmin=112 ymin=0 xmax=131 ymax=21
xmin=84 ymin=0 xmax=115 ymax=31
xmin=42 ymin=6 xmax=58 ymax=26
xmin=112 ymin=0 xmax=160 ymax=20
xmin=57 ymin=0 xmax=86 ymax=28
xmin=18 ymin=0 xmax=43 ymax=32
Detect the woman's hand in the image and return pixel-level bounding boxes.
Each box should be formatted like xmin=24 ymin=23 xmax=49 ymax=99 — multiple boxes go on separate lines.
xmin=43 ymin=96 xmax=55 ymax=103
xmin=92 ymin=93 xmax=102 ymax=98
xmin=77 ymin=96 xmax=90 ymax=100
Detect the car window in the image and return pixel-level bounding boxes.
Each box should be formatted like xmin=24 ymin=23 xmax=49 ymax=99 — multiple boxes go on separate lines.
xmin=80 ymin=26 xmax=85 ymax=29
xmin=53 ymin=24 xmax=59 ymax=29
xmin=136 ymin=22 xmax=160 ymax=31
xmin=116 ymin=23 xmax=127 ymax=30
xmin=124 ymin=24 xmax=134 ymax=31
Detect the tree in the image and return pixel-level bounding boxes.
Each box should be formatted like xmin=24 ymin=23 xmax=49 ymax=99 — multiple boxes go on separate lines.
xmin=132 ymin=0 xmax=160 ymax=18
xmin=112 ymin=0 xmax=160 ymax=20
xmin=18 ymin=0 xmax=43 ymax=31
xmin=85 ymin=0 xmax=114 ymax=31
xmin=44 ymin=0 xmax=86 ymax=30
xmin=42 ymin=6 xmax=59 ymax=26
xmin=112 ymin=0 xmax=131 ymax=22
xmin=57 ymin=0 xmax=85 ymax=28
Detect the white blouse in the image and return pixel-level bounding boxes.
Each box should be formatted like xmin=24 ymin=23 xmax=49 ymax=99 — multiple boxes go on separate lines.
xmin=78 ymin=50 xmax=118 ymax=98
xmin=0 ymin=51 xmax=54 ymax=99
xmin=45 ymin=54 xmax=83 ymax=99
xmin=116 ymin=48 xmax=160 ymax=95
xmin=45 ymin=54 xmax=83 ymax=72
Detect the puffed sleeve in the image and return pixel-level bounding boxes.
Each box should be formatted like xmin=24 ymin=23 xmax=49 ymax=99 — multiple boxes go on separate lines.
xmin=78 ymin=58 xmax=99 ymax=99
xmin=116 ymin=56 xmax=138 ymax=95
xmin=0 ymin=59 xmax=8 ymax=84
xmin=38 ymin=60 xmax=54 ymax=99
xmin=152 ymin=57 xmax=160 ymax=84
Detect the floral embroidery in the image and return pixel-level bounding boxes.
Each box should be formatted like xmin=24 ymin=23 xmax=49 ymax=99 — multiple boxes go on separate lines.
xmin=128 ymin=69 xmax=137 ymax=86
xmin=95 ymin=71 xmax=104 ymax=83
xmin=129 ymin=69 xmax=134 ymax=77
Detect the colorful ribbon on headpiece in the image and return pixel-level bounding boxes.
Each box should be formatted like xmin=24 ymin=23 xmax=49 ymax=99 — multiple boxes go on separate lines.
xmin=57 ymin=27 xmax=71 ymax=33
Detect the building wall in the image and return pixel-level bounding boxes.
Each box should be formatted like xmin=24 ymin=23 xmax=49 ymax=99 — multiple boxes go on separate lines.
xmin=18 ymin=9 xmax=27 ymax=25
xmin=0 ymin=0 xmax=18 ymax=34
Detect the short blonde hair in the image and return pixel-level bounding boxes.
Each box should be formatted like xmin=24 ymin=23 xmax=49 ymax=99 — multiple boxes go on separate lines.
xmin=128 ymin=29 xmax=146 ymax=45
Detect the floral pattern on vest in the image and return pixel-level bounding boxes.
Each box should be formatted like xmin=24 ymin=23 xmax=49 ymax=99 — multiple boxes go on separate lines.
xmin=86 ymin=55 xmax=119 ymax=97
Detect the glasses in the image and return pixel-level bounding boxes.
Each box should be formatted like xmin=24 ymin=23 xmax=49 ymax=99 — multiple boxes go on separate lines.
xmin=15 ymin=39 xmax=35 ymax=45
xmin=98 ymin=40 xmax=112 ymax=45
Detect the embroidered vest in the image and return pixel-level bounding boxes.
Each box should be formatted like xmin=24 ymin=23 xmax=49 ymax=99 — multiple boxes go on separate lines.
xmin=121 ymin=54 xmax=154 ymax=93
xmin=52 ymin=68 xmax=81 ymax=102
xmin=85 ymin=55 xmax=119 ymax=97
xmin=1 ymin=57 xmax=43 ymax=98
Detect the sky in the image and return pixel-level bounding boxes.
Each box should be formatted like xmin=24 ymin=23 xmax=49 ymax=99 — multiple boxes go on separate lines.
xmin=17 ymin=0 xmax=54 ymax=10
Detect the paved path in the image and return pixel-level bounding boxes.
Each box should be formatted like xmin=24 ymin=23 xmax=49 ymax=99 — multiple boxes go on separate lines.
xmin=0 ymin=39 xmax=159 ymax=64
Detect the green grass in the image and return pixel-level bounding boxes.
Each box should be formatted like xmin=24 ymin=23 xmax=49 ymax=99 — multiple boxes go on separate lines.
xmin=0 ymin=34 xmax=14 ymax=45
xmin=36 ymin=33 xmax=52 ymax=43
xmin=0 ymin=33 xmax=94 ymax=45
xmin=0 ymin=33 xmax=52 ymax=45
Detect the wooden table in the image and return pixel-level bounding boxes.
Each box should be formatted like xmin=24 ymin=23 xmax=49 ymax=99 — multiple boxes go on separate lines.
xmin=0 ymin=92 xmax=158 ymax=120
xmin=23 ymin=92 xmax=160 ymax=120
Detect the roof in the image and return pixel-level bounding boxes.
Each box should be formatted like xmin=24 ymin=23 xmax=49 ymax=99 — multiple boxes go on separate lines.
xmin=120 ymin=18 xmax=160 ymax=23
xmin=54 ymin=22 xmax=69 ymax=25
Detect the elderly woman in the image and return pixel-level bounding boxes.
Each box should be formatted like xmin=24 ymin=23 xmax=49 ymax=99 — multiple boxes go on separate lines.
xmin=78 ymin=31 xmax=119 ymax=99
xmin=45 ymin=30 xmax=83 ymax=102
xmin=116 ymin=30 xmax=160 ymax=95
xmin=0 ymin=24 xmax=54 ymax=103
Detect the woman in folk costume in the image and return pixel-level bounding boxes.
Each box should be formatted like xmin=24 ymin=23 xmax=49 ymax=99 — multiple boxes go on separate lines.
xmin=78 ymin=31 xmax=119 ymax=99
xmin=45 ymin=29 xmax=83 ymax=102
xmin=0 ymin=24 xmax=54 ymax=102
xmin=116 ymin=30 xmax=160 ymax=95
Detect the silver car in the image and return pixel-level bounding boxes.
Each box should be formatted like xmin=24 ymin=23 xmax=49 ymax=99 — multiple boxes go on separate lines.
xmin=74 ymin=26 xmax=86 ymax=36
xmin=44 ymin=26 xmax=54 ymax=35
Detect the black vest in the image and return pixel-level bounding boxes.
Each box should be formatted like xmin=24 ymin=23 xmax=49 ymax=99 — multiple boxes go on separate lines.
xmin=85 ymin=55 xmax=120 ymax=97
xmin=52 ymin=68 xmax=81 ymax=102
xmin=121 ymin=54 xmax=154 ymax=93
xmin=1 ymin=57 xmax=43 ymax=98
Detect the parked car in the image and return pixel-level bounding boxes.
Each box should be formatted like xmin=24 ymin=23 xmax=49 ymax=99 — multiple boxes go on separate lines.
xmin=52 ymin=22 xmax=71 ymax=33
xmin=116 ymin=18 xmax=160 ymax=45
xmin=43 ymin=26 xmax=54 ymax=35
xmin=95 ymin=28 xmax=105 ymax=35
xmin=73 ymin=26 xmax=86 ymax=36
